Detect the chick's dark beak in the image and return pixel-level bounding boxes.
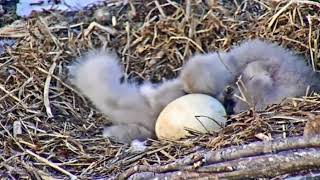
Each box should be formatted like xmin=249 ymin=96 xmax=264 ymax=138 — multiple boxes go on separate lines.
xmin=222 ymin=86 xmax=236 ymax=115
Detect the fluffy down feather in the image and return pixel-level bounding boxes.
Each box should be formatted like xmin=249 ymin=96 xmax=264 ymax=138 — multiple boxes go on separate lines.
xmin=68 ymin=50 xmax=185 ymax=143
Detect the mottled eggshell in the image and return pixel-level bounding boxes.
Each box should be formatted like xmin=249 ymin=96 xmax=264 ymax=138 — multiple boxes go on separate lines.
xmin=155 ymin=94 xmax=227 ymax=140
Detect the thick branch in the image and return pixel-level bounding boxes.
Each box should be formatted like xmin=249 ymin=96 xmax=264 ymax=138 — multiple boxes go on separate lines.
xmin=117 ymin=136 xmax=320 ymax=179
xmin=203 ymin=135 xmax=320 ymax=164
xmin=127 ymin=148 xmax=320 ymax=180
xmin=117 ymin=152 xmax=204 ymax=180
xmin=198 ymin=148 xmax=320 ymax=178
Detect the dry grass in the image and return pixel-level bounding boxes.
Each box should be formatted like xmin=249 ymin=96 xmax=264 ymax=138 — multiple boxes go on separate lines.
xmin=0 ymin=0 xmax=320 ymax=179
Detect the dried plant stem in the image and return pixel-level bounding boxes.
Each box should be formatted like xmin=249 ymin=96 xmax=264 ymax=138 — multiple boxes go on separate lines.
xmin=43 ymin=61 xmax=56 ymax=118
xmin=26 ymin=150 xmax=78 ymax=180
xmin=268 ymin=0 xmax=293 ymax=29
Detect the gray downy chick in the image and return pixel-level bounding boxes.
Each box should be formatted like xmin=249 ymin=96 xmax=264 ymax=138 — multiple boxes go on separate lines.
xmin=179 ymin=39 xmax=279 ymax=101
xmin=179 ymin=39 xmax=320 ymax=113
xmin=67 ymin=49 xmax=185 ymax=143
xmin=233 ymin=47 xmax=320 ymax=113
xmin=179 ymin=51 xmax=235 ymax=100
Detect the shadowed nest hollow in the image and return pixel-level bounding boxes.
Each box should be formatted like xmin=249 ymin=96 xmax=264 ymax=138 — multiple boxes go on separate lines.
xmin=1 ymin=0 xmax=320 ymax=179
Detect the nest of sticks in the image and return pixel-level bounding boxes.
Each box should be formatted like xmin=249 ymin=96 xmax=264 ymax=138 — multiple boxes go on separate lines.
xmin=1 ymin=0 xmax=320 ymax=179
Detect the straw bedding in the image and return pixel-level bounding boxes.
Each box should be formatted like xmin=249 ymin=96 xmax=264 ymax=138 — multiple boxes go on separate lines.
xmin=1 ymin=0 xmax=320 ymax=179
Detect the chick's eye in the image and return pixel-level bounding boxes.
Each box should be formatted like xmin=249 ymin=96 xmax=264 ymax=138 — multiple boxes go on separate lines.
xmin=225 ymin=86 xmax=234 ymax=94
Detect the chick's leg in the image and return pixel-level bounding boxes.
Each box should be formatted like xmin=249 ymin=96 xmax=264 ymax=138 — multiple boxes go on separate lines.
xmin=103 ymin=124 xmax=155 ymax=143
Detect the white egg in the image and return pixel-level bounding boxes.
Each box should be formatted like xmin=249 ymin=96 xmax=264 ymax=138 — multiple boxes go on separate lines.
xmin=155 ymin=93 xmax=227 ymax=140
